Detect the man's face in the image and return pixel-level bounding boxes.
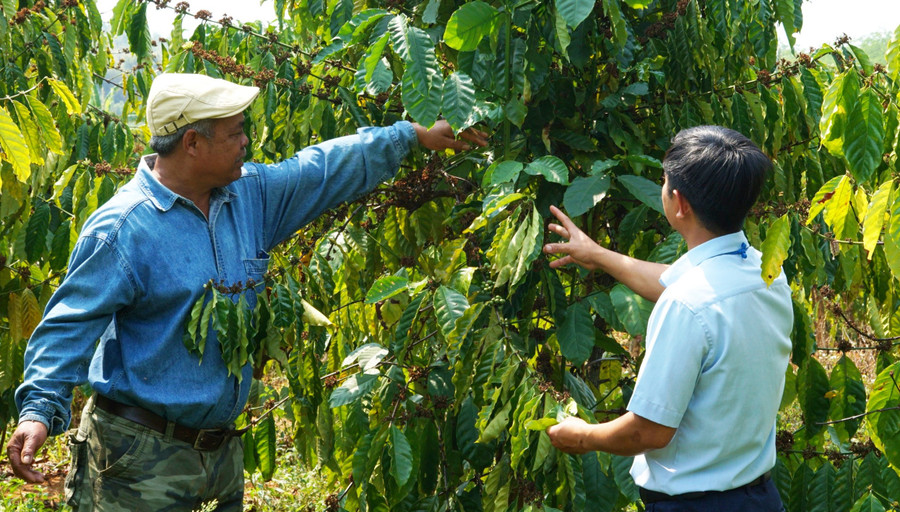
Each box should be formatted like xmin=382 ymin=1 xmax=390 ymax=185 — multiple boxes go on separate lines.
xmin=198 ymin=113 xmax=248 ymax=186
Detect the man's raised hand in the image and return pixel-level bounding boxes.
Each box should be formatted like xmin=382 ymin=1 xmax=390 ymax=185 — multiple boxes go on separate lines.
xmin=542 ymin=205 xmax=604 ymax=271
xmin=413 ymin=120 xmax=489 ymax=152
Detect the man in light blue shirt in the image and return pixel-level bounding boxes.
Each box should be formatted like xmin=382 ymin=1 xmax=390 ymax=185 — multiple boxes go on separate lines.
xmin=6 ymin=73 xmax=487 ymax=510
xmin=543 ymin=125 xmax=791 ymax=511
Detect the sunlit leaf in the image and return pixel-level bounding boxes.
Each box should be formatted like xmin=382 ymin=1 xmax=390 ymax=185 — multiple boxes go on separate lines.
xmin=0 ymin=106 xmax=32 ymax=182
xmin=760 ymin=214 xmax=791 ymax=287
xmin=863 ymin=180 xmax=893 ymax=259
xmin=524 ymin=155 xmax=569 ymax=185
xmin=443 ymin=1 xmax=498 ymax=52
xmin=433 ymin=285 xmax=468 ymax=338
xmin=365 ymin=275 xmax=409 ymax=303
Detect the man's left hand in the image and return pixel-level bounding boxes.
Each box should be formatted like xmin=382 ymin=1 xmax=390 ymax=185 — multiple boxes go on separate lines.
xmin=546 ymin=417 xmax=593 ymax=454
xmin=414 ymin=120 xmax=489 ymax=152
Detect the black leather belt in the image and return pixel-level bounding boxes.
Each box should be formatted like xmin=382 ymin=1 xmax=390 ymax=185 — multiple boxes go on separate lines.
xmin=94 ymin=395 xmax=248 ymax=451
xmin=639 ymin=472 xmax=772 ymax=504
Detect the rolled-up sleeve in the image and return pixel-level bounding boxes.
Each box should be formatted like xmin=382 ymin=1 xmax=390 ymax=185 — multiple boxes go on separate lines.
xmin=16 ymin=234 xmax=138 ymax=435
xmin=627 ymin=297 xmax=710 ymax=428
xmin=254 ymin=121 xmax=418 ymax=249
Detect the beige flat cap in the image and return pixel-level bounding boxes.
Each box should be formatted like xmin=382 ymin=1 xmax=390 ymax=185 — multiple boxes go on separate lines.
xmin=147 ymin=73 xmax=260 ymax=136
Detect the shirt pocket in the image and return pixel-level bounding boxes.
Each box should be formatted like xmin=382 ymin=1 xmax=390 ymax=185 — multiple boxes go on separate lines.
xmin=242 ymin=256 xmax=269 ymax=289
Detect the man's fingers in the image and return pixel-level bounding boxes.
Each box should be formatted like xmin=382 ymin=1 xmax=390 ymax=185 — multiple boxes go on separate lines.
xmin=547 ymin=255 xmax=573 ymax=269
xmin=548 ymin=205 xmax=576 ymax=231
xmin=459 ymin=128 xmax=489 ymax=147
xmin=547 ymin=223 xmax=570 ymax=240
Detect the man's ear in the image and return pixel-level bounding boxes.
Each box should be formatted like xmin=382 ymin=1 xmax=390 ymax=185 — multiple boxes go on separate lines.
xmin=181 ymin=129 xmax=203 ymax=156
xmin=672 ymin=189 xmax=693 ymax=220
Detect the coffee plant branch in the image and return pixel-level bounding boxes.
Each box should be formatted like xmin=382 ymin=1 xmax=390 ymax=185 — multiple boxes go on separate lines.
xmin=835 ymin=306 xmax=900 ymax=343
xmin=0 ymin=79 xmax=47 ymax=103
xmin=817 ymin=405 xmax=900 ymax=426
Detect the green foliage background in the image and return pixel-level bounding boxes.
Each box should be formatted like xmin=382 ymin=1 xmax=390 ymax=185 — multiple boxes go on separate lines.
xmin=1 ymin=0 xmax=900 ymax=510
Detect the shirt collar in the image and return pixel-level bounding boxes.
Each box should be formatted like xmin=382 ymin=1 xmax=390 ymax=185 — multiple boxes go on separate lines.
xmin=659 ymin=231 xmax=750 ymax=287
xmin=137 ymin=154 xmax=237 ymax=212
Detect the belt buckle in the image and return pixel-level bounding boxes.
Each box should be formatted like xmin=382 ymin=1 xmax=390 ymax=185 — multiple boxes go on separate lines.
xmin=193 ymin=429 xmax=227 ymax=451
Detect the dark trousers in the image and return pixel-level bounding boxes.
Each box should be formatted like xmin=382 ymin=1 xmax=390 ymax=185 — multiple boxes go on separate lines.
xmin=644 ymin=479 xmax=785 ymax=512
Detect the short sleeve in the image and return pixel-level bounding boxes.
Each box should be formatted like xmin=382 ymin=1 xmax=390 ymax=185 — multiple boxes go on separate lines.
xmin=626 ymin=297 xmax=710 ymax=428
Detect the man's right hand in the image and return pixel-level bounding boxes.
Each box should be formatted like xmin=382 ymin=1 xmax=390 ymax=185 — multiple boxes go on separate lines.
xmin=543 ymin=205 xmax=604 ymax=271
xmin=6 ymin=420 xmax=49 ymax=483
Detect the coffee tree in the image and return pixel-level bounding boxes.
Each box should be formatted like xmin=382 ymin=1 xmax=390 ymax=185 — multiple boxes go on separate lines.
xmin=2 ymin=0 xmax=900 ymax=510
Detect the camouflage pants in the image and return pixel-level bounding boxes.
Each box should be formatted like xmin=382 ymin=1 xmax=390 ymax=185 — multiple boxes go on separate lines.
xmin=64 ymin=396 xmax=244 ymax=512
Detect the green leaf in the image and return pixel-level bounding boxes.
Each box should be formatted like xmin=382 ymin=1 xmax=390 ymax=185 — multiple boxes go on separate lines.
xmin=443 ymin=1 xmax=498 ymax=52
xmin=602 ymin=0 xmax=628 ymax=52
xmin=807 ymin=175 xmax=846 ymax=225
xmin=488 ymin=161 xmax=523 ymax=186
xmin=25 ymin=202 xmax=50 ymax=262
xmin=823 ymin=175 xmax=853 ymax=241
xmin=363 ymin=32 xmax=390 ymax=83
xmin=884 ymin=192 xmax=900 ymax=282
xmin=849 ymin=493 xmax=886 ymax=512
xmin=524 ymin=417 xmax=559 ymax=431
xmin=0 ymin=106 xmax=32 ymax=182
xmin=610 ymin=284 xmax=653 ymax=336
xmin=48 ymin=79 xmax=81 ymax=115
xmin=524 ymin=156 xmax=569 ymax=185
xmin=808 ymin=462 xmax=837 ymax=512
xmin=127 ymin=1 xmax=151 ymax=62
xmin=391 ymin=16 xmax=442 ymax=126
xmin=867 ymin=362 xmax=900 ymax=470
xmin=582 ymin=453 xmax=617 ymax=512
xmin=591 ymin=159 xmax=618 ymax=175
xmin=365 ymin=275 xmax=409 ymax=303
xmin=479 ymin=400 xmax=511 ymax=443
xmin=819 ymin=70 xmax=859 ymax=159
xmin=329 ymin=372 xmax=379 ymax=407
xmin=389 ymin=426 xmax=414 ymax=487
xmin=433 ymin=285 xmax=468 ymax=338
xmin=557 ymin=301 xmax=594 ymax=365
xmin=797 ymin=357 xmax=830 ymax=435
xmin=25 ymin=96 xmax=63 ymax=155
xmin=773 ymin=0 xmax=796 ymax=48
xmin=255 ymin=413 xmax=277 ymax=481
xmin=563 ymin=174 xmax=611 ymax=218
xmin=863 ymin=180 xmax=893 ymax=259
xmin=844 ymin=88 xmax=885 ymax=183
xmin=617 ymin=174 xmax=664 ymax=214
xmin=887 ymin=24 xmax=900 ymax=81
xmin=828 ymin=355 xmax=867 ymax=442
xmin=760 ymin=214 xmax=791 ymax=286
xmin=442 ymin=72 xmax=476 ymax=132
xmin=556 ymin=0 xmax=593 ymax=29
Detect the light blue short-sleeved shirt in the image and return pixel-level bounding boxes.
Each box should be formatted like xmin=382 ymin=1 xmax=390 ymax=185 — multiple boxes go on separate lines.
xmin=627 ymin=231 xmax=792 ymax=495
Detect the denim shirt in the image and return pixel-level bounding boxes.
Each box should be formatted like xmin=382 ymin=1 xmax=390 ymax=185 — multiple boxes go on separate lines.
xmin=16 ymin=122 xmax=417 ymax=435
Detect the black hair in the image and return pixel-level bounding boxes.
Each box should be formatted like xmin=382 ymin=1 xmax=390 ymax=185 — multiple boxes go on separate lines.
xmin=662 ymin=125 xmax=771 ymax=235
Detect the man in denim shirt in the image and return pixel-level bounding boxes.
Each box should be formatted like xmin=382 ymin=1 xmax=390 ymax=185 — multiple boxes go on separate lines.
xmin=7 ymin=73 xmax=487 ymax=510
